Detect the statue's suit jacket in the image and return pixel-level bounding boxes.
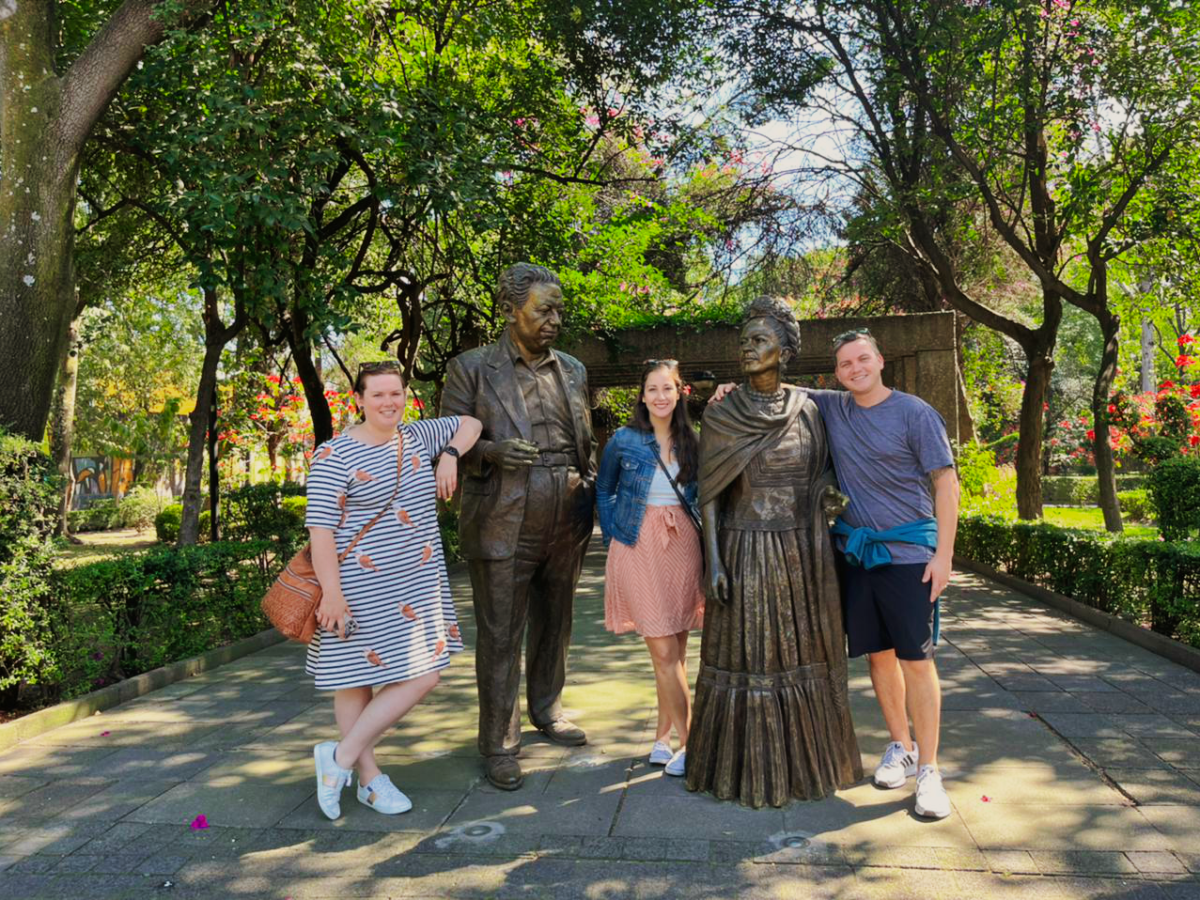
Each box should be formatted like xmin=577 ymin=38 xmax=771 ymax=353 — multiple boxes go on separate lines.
xmin=441 ymin=339 xmax=597 ymax=560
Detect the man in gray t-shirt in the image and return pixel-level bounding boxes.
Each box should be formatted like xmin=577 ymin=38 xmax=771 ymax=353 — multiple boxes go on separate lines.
xmin=809 ymin=388 xmax=954 ymax=563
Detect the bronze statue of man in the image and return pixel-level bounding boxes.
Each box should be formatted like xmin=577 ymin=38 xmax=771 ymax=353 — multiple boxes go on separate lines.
xmin=440 ymin=263 xmax=596 ymax=790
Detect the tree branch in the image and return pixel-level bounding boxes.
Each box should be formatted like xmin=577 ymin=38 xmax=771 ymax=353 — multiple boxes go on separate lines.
xmin=59 ymin=0 xmax=216 ymax=152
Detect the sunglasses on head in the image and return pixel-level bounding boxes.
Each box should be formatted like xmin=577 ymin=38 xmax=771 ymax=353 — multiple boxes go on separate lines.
xmin=832 ymin=328 xmax=873 ymax=349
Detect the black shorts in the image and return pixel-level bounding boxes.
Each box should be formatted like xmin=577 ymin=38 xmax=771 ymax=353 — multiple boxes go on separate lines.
xmin=839 ymin=555 xmax=938 ymax=660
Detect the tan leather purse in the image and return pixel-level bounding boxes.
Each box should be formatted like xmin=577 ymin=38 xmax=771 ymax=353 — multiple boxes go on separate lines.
xmin=261 ymin=431 xmax=404 ymax=643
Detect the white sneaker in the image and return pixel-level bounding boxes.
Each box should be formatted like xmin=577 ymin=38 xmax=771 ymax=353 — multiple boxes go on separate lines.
xmin=914 ymin=765 xmax=951 ymax=819
xmin=648 ymin=740 xmax=673 ymax=766
xmin=357 ymin=773 xmax=412 ymax=815
xmin=313 ymin=741 xmax=352 ymax=820
xmin=874 ymin=740 xmax=919 ymax=789
xmin=664 ymin=748 xmax=687 ymax=777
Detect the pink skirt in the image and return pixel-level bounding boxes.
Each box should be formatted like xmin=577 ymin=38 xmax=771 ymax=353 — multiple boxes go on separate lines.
xmin=605 ymin=505 xmax=705 ymax=637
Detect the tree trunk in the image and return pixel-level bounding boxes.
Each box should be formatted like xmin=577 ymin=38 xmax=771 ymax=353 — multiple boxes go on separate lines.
xmin=179 ymin=335 xmax=222 ymax=547
xmin=1 ymin=0 xmax=216 ymax=440
xmin=207 ymin=383 xmax=220 ymax=542
xmin=1140 ymin=317 xmax=1156 ymax=395
xmin=179 ymin=288 xmax=244 ymax=546
xmin=1015 ymin=348 xmax=1053 ymax=520
xmin=1089 ymin=300 xmax=1124 ymax=533
xmin=49 ymin=313 xmax=83 ymax=537
xmin=287 ymin=313 xmax=334 ymax=447
xmin=0 ymin=7 xmax=78 ymax=440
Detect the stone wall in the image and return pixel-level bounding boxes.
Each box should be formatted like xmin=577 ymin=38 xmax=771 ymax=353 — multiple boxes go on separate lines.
xmin=561 ymin=311 xmax=973 ymax=447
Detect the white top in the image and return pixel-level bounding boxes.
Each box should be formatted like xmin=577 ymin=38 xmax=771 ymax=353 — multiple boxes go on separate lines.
xmin=647 ymin=458 xmax=682 ymax=506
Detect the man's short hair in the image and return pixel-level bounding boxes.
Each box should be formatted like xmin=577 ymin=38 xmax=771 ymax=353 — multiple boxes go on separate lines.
xmin=497 ymin=263 xmax=560 ymax=314
xmin=832 ymin=327 xmax=882 ymax=357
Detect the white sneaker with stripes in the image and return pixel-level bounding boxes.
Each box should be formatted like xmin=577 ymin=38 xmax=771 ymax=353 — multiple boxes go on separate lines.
xmin=873 ymin=740 xmax=919 ymax=789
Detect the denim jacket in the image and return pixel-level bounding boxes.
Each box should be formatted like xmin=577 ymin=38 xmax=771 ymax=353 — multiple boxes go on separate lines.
xmin=596 ymin=426 xmax=699 ymax=547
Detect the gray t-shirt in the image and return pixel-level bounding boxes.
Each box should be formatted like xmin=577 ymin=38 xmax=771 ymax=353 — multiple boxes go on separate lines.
xmin=806 ymin=388 xmax=954 ymax=564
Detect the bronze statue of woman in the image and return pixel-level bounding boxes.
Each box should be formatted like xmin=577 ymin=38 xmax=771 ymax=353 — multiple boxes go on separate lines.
xmin=685 ymin=297 xmax=862 ymax=807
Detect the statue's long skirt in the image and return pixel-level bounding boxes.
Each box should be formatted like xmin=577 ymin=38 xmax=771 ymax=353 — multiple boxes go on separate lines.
xmin=685 ymin=524 xmax=863 ymax=807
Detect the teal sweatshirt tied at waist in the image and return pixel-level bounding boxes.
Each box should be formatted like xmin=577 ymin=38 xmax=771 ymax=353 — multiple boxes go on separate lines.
xmin=831 ymin=516 xmax=941 ymax=645
xmin=830 ymin=516 xmax=939 ymax=570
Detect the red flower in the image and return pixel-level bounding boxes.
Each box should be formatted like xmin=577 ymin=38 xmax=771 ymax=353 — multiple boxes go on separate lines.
xmin=1160 ymin=381 xmax=1175 ymax=390
xmin=1176 ymin=355 xmax=1196 ymax=369
xmin=1107 ymin=404 xmax=1117 ymax=414
xmin=1191 ymin=385 xmax=1200 ymax=399
xmin=412 ymin=397 xmax=425 ymax=410
xmin=1179 ymin=334 xmax=1195 ymax=345
xmin=1191 ymin=435 xmax=1200 ymax=447
xmin=1086 ymin=429 xmax=1096 ymax=441
xmin=266 ymin=375 xmax=282 ymax=384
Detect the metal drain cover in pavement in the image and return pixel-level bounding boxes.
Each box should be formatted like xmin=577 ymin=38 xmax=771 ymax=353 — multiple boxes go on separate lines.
xmin=768 ymin=830 xmax=813 ymax=851
xmin=434 ymin=820 xmax=506 ymax=849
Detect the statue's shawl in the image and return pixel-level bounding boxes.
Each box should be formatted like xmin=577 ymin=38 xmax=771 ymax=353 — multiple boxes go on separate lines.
xmin=698 ymin=386 xmax=809 ymax=508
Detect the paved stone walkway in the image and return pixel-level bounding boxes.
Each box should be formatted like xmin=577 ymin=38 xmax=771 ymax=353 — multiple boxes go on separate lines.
xmin=3 ymin=545 xmax=1200 ymax=899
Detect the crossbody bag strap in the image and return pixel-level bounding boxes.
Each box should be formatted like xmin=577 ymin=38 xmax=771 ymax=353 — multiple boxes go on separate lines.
xmin=337 ymin=429 xmax=405 ymax=563
xmin=651 ymin=446 xmax=700 ymax=533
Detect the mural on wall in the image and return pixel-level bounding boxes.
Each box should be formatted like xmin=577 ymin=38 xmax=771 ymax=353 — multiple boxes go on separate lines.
xmin=71 ymin=457 xmax=135 ymax=504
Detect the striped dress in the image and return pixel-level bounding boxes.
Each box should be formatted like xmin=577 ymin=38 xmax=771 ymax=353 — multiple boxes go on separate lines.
xmin=304 ymin=418 xmax=463 ymax=690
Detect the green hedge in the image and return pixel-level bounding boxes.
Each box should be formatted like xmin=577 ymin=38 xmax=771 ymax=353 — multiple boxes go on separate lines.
xmin=47 ymin=540 xmax=283 ymax=701
xmin=1042 ymin=474 xmax=1147 ymax=506
xmin=1117 ymin=489 xmax=1153 ymax=523
xmin=0 ymin=432 xmax=60 ymax=704
xmin=1147 ymin=457 xmax=1200 ymax=542
xmin=957 ymin=515 xmax=1200 ymax=648
xmin=153 ymin=504 xmax=211 ymax=543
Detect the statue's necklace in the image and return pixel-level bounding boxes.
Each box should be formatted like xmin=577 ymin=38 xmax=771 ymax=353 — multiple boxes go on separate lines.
xmin=746 ymin=386 xmax=787 ymax=408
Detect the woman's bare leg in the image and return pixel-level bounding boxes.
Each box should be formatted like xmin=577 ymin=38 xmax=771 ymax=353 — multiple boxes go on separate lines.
xmin=333 ymin=672 xmax=440 ymax=776
xmin=644 ymin=635 xmax=691 ymax=745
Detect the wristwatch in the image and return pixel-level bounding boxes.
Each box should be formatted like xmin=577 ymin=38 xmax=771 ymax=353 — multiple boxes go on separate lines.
xmin=441 ymin=446 xmax=460 ymax=460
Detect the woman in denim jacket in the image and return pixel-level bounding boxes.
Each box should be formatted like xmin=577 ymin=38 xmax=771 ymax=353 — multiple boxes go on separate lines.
xmin=596 ymin=360 xmax=704 ymax=777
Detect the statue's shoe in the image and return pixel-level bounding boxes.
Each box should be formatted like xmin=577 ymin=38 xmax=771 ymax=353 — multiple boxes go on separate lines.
xmin=484 ymin=755 xmax=524 ymax=791
xmin=536 ymin=717 xmax=587 ymax=746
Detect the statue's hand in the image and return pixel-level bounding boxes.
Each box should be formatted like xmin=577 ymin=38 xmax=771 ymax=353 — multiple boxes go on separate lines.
xmin=706 ymin=560 xmax=729 ymax=606
xmin=485 ymin=438 xmax=539 ymax=470
xmin=820 ymin=486 xmax=849 ymax=523
xmin=707 ymin=382 xmax=738 ymax=405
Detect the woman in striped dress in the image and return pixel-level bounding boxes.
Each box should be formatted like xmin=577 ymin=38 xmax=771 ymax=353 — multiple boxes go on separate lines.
xmin=596 ymin=360 xmax=704 ymax=778
xmin=306 ymin=360 xmax=481 ymax=820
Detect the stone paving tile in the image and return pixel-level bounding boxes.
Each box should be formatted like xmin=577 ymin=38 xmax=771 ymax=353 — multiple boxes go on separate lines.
xmin=1071 ymin=738 xmax=1172 ymax=770
xmin=1143 ymin=694 xmax=1200 ymax=717
xmin=277 ymin=787 xmax=466 ymax=832
xmin=984 ymin=848 xmax=1039 ymax=873
xmin=1028 ymin=849 xmax=1138 ymax=875
xmin=81 ymin=747 xmax=219 ymax=782
xmin=1114 ymin=715 xmax=1198 ymax=740
xmin=1039 ymin=713 xmax=1130 ymax=739
xmin=1010 ymin=691 xmax=1093 ymax=713
xmin=0 ymin=745 xmax=120 ymax=779
xmin=0 ymin=775 xmax=48 ymax=801
xmin=1076 ymin=692 xmax=1156 ymax=714
xmin=124 ymin=780 xmax=311 ymax=828
xmin=0 ymin=778 xmax=113 ymax=822
xmin=58 ymin=777 xmax=179 ymax=821
xmin=1136 ymin=806 xmax=1200 ymax=853
xmin=1127 ymin=851 xmax=1191 ymax=875
xmin=3 ymin=820 xmax=111 ymax=856
xmin=956 ymin=804 xmax=1172 ymax=851
xmin=72 ymin=821 xmax=154 ymax=855
xmin=445 ymin=784 xmax=623 ymax=838
xmin=1106 ymin=769 xmax=1200 ymax=805
xmin=1048 ymin=675 xmax=1123 ymax=693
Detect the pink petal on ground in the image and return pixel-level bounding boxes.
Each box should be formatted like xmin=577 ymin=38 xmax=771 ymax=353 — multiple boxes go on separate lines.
xmin=981 ymin=795 xmax=991 ymax=802
xmin=190 ymin=814 xmax=209 ymax=830
xmin=100 ymin=730 xmax=111 ymax=736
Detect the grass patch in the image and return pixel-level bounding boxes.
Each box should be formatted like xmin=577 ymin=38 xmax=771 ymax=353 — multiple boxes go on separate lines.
xmin=1041 ymin=506 xmax=1158 ymax=539
xmin=54 ymin=528 xmax=159 ymax=569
